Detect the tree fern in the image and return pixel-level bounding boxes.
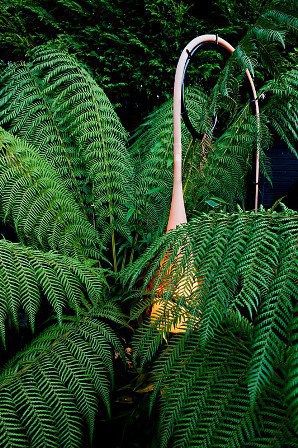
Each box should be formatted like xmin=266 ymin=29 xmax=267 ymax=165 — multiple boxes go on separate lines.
xmin=0 ymin=2 xmax=296 ymax=446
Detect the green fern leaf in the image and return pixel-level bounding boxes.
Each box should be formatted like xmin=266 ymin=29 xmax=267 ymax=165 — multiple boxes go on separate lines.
xmin=0 ymin=313 xmax=121 ymax=446
xmin=0 ymin=240 xmax=106 ymax=344
xmin=0 ymin=62 xmax=86 ymax=206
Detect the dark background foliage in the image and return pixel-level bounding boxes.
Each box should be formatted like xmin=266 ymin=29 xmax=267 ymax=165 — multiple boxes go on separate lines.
xmin=0 ymin=0 xmax=296 ymax=130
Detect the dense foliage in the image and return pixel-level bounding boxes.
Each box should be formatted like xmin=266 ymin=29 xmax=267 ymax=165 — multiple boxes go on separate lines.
xmin=127 ymin=209 xmax=298 ymax=447
xmin=0 ymin=0 xmax=296 ymax=446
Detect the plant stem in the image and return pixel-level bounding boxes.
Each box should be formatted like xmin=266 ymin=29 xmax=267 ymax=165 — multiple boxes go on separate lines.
xmin=129 ymin=233 xmax=139 ymax=264
xmin=111 ymin=229 xmax=118 ymax=272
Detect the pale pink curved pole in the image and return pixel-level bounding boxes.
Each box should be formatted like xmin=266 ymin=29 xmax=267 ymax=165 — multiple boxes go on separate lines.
xmin=167 ymin=34 xmax=260 ymax=232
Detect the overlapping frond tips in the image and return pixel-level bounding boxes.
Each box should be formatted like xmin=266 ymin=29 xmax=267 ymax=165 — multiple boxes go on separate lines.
xmin=0 ymin=313 xmax=123 ymax=447
xmin=0 ymin=239 xmax=106 ymax=345
xmin=0 ymin=128 xmax=102 ymax=259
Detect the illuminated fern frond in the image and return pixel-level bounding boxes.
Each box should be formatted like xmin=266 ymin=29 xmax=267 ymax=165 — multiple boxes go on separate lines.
xmin=0 ymin=313 xmax=122 ymax=447
xmin=0 ymin=239 xmax=106 ymax=344
xmin=128 ymin=208 xmax=297 ymax=375
xmin=0 ymin=128 xmax=101 ymax=259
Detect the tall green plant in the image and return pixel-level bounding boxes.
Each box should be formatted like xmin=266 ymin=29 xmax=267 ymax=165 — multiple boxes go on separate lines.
xmin=0 ymin=1 xmax=296 ymax=444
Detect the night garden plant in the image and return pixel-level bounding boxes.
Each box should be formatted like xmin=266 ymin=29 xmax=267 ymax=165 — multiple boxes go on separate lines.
xmin=0 ymin=1 xmax=296 ymax=446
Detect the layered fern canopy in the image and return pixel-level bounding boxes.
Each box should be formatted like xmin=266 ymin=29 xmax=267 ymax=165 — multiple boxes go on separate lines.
xmin=0 ymin=1 xmax=296 ymax=445
xmin=0 ymin=47 xmax=131 ymax=447
xmin=0 ymin=46 xmax=135 ymax=257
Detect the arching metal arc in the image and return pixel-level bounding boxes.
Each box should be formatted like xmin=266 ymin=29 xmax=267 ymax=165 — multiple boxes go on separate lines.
xmin=167 ymin=34 xmax=260 ymax=232
xmin=150 ymin=35 xmax=260 ymax=333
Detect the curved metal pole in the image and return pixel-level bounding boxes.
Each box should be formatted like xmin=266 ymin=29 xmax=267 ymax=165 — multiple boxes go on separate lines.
xmin=167 ymin=34 xmax=260 ymax=232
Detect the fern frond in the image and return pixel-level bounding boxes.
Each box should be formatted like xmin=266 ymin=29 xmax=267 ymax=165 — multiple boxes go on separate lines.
xmin=0 ymin=128 xmax=101 ymax=259
xmin=199 ymin=110 xmax=271 ymax=208
xmin=146 ymin=318 xmax=293 ymax=448
xmin=0 ymin=313 xmax=121 ymax=447
xmin=29 ymin=45 xmax=134 ymax=243
xmin=0 ymin=239 xmax=106 ymax=344
xmin=247 ymin=230 xmax=296 ymax=402
xmin=251 ymin=26 xmax=286 ymax=47
xmin=132 ymin=319 xmax=165 ymax=367
xmin=152 ymin=326 xmax=253 ymax=448
xmin=261 ymin=69 xmax=298 ymax=155
xmin=148 ymin=331 xmax=196 ymax=415
xmin=235 ymin=213 xmax=280 ymax=317
xmin=287 ymin=316 xmax=298 ymax=435
xmin=262 ymin=9 xmax=298 ymax=32
xmin=0 ymin=388 xmax=29 ymax=447
xmin=0 ymin=62 xmax=86 ymax=206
